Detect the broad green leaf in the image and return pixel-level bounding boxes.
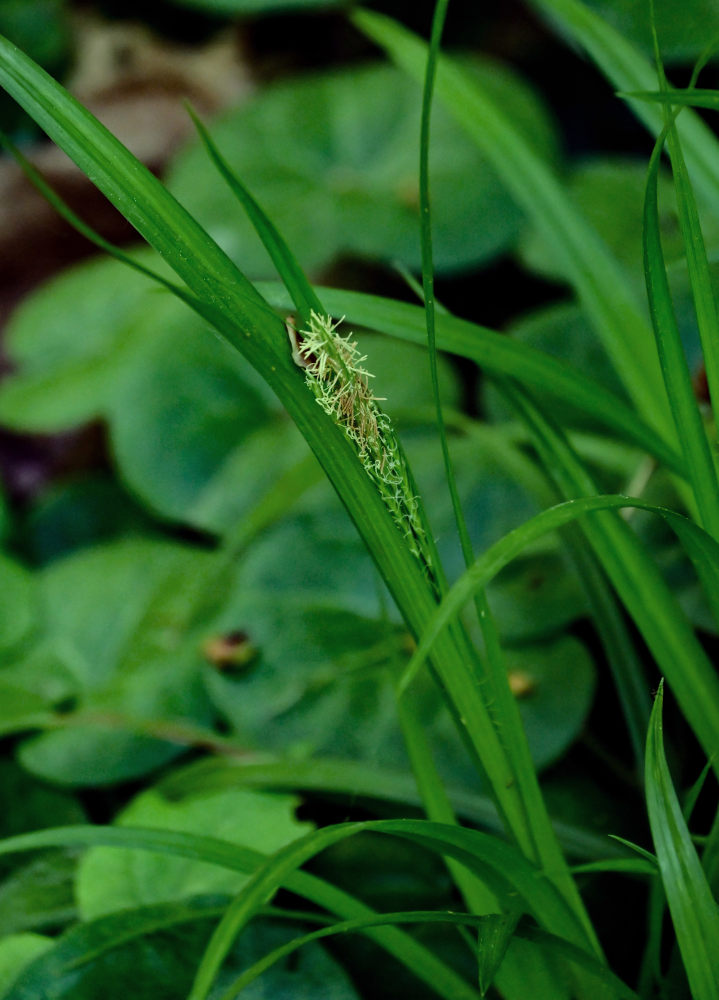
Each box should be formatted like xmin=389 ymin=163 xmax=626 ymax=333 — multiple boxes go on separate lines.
xmin=0 ymin=851 xmax=77 ymax=936
xmin=168 ymin=61 xmax=558 ymax=276
xmin=24 ymin=476 xmax=153 ymax=564
xmin=0 ymin=256 xmax=157 ymax=432
xmin=76 ymin=786 xmax=311 ymax=918
xmin=505 ymin=638 xmax=596 ymax=769
xmin=205 ymin=591 xmax=595 ymax=778
xmin=0 ymin=554 xmax=36 ymax=654
xmin=0 ymin=638 xmax=80 ymax=710
xmin=487 ymin=553 xmax=588 ymax=643
xmin=16 ymin=537 xmax=216 ymax=785
xmin=0 ymin=258 xmax=459 ymax=533
xmin=4 ymin=907 xmax=360 ymax=1000
xmin=216 ymin=425 xmax=562 ymax=624
xmin=645 ymin=684 xmax=719 ymax=1000
xmin=0 ymin=761 xmax=85 ymax=847
xmin=0 ymin=255 xmax=294 ymax=532
xmin=0 ymin=685 xmax=50 ymax=738
xmin=106 ymin=296 xmax=272 ymax=524
xmin=0 ymin=933 xmax=52 ymax=996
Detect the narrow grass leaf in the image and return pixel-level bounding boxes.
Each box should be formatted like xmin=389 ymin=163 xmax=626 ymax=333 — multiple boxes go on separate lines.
xmin=418 ymin=0 xmax=471 ymax=574
xmin=399 ymin=494 xmax=719 ymax=694
xmin=565 ymin=541 xmax=649 ymax=772
xmin=527 ymin=0 xmax=719 ymax=211
xmin=189 ymin=817 xmax=600 ymax=1000
xmin=156 ymin=755 xmax=625 ymax=862
xmin=352 ymin=8 xmax=671 ymax=437
xmin=216 ymin=910 xmax=489 ymax=1000
xmin=394 ymin=687 xmax=502 ymax=918
xmin=184 ymin=104 xmax=324 ymax=325
xmin=623 ymin=88 xmax=719 ymax=110
xmin=660 ymin=105 xmax=719 ymax=455
xmin=645 ymin=683 xmax=719 ymax=1000
xmin=503 ymin=387 xmax=719 ymax=781
xmin=0 ymin=825 xmax=479 ymax=1000
xmin=642 ymin=130 xmax=719 ymax=537
xmin=413 ymin=1 xmax=586 ymax=961
xmin=607 ymin=836 xmax=659 ymax=868
xmin=477 ymin=911 xmax=520 ymax=996
xmin=216 ymin=910 xmax=638 ymax=1000
xmin=571 ymin=859 xmax=657 ymax=876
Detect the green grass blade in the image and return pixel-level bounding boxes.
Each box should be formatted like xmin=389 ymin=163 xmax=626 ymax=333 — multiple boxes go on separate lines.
xmin=189 ymin=818 xmax=601 ymax=1000
xmin=527 ymin=0 xmax=719 ymax=211
xmin=660 ymin=110 xmax=719 ymax=455
xmin=184 ymin=104 xmax=324 ymax=325
xmin=216 ymin=910 xmax=637 ymax=1000
xmin=398 ymin=493 xmax=698 ymax=692
xmin=552 ymin=535 xmax=650 ymax=771
xmin=623 ymin=88 xmax=719 ymax=110
xmin=414 ymin=5 xmax=576 ymax=961
xmin=216 ymin=910 xmax=639 ymax=1000
xmin=571 ymin=859 xmax=656 ymax=876
xmin=0 ymin=825 xmax=481 ymax=1000
xmin=642 ymin=131 xmax=719 ymax=536
xmin=395 ymin=688 xmax=501 ymax=917
xmin=351 ymin=8 xmax=672 ymax=438
xmin=476 ymin=912 xmax=520 ymax=997
xmin=216 ymin=910 xmax=487 ymax=1000
xmin=646 ymin=683 xmax=719 ymax=1000
xmin=258 ymin=285 xmax=682 ymax=473
xmin=418 ymin=0 xmax=472 ymax=573
xmin=503 ymin=387 xmax=719 ymax=782
xmin=157 ymin=755 xmax=625 ymax=862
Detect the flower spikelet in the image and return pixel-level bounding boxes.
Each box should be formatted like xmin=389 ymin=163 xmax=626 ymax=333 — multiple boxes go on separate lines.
xmin=290 ymin=311 xmax=430 ymax=569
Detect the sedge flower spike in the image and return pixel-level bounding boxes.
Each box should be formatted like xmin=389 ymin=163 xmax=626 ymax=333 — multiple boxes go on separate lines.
xmin=287 ymin=311 xmax=431 ymax=573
